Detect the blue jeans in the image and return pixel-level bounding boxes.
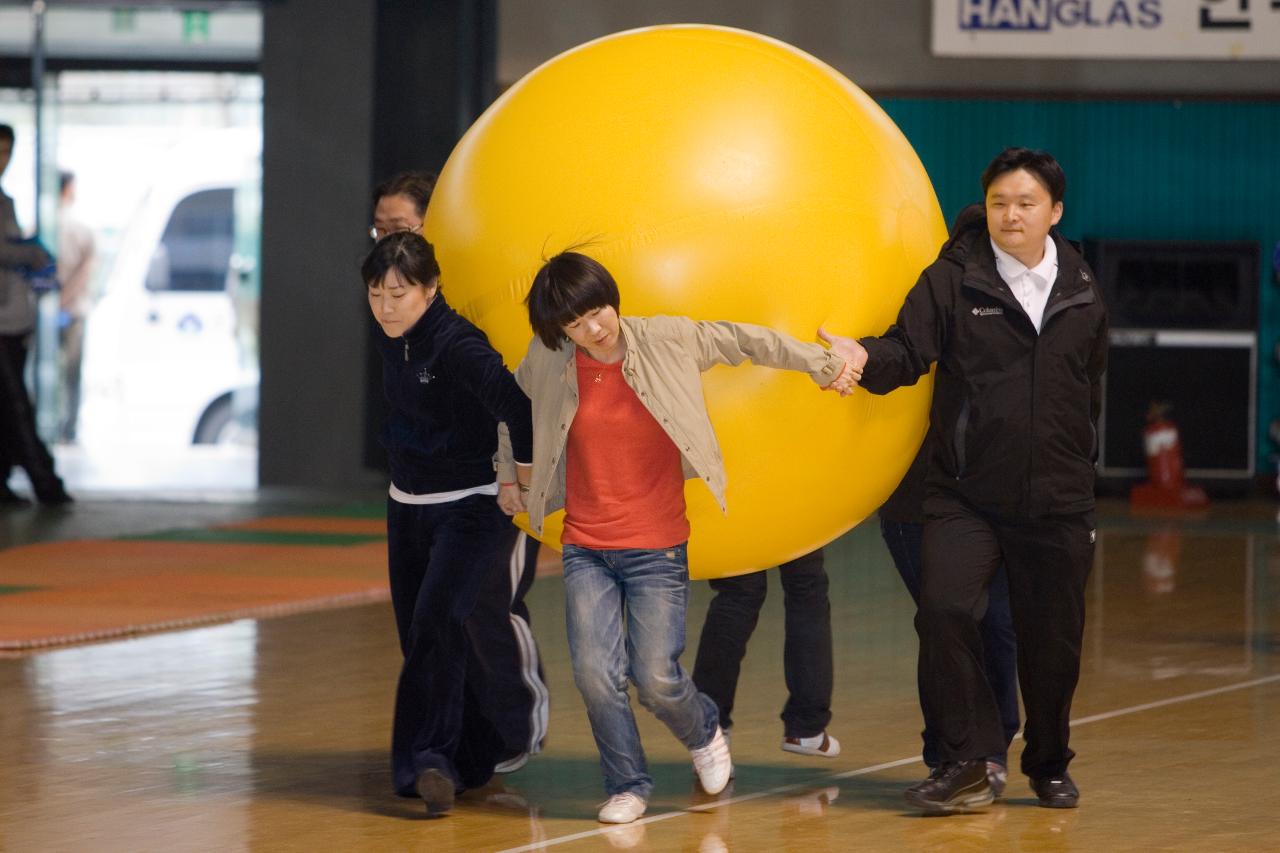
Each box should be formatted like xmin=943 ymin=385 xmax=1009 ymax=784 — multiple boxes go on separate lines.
xmin=562 ymin=543 xmax=719 ymax=799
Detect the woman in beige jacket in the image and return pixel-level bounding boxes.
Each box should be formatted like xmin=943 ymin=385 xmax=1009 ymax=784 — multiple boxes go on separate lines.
xmin=506 ymin=251 xmax=854 ymax=824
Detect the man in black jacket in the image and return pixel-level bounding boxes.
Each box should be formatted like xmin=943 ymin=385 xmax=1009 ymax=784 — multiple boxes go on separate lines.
xmin=822 ymin=147 xmax=1107 ymax=814
xmin=0 ymin=123 xmax=71 ymax=506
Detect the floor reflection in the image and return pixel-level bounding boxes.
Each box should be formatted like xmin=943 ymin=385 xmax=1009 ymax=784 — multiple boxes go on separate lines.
xmin=7 ymin=622 xmax=258 ymax=850
xmin=1091 ymin=527 xmax=1259 ymax=680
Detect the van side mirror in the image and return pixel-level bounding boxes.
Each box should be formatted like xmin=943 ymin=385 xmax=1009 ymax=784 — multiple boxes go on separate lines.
xmin=146 ymin=245 xmax=171 ymax=292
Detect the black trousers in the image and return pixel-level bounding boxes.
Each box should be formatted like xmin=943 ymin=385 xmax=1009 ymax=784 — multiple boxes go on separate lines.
xmin=692 ymin=548 xmax=833 ymax=738
xmin=463 ymin=531 xmax=548 ymax=757
xmin=386 ymin=495 xmax=547 ymax=796
xmin=881 ymin=518 xmax=1020 ymax=768
xmin=917 ymin=491 xmax=1094 ymax=778
xmin=0 ymin=332 xmax=62 ymax=493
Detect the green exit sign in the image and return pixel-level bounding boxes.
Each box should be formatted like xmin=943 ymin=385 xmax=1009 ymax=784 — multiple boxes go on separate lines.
xmin=182 ymin=9 xmax=211 ymax=43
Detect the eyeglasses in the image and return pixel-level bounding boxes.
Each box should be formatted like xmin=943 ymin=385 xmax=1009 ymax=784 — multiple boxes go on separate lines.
xmin=369 ymin=222 xmax=423 ymax=240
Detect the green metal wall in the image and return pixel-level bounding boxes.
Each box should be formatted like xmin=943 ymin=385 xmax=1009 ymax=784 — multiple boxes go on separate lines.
xmin=879 ymin=98 xmax=1280 ymax=480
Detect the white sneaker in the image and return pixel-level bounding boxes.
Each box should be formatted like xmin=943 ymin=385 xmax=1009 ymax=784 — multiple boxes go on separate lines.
xmin=494 ymin=752 xmax=529 ymax=774
xmin=602 ymin=822 xmax=647 ymax=849
xmin=699 ymin=832 xmax=729 ymax=853
xmin=690 ymin=726 xmax=733 ymax=795
xmin=598 ymin=792 xmax=647 ymax=824
xmin=781 ymin=731 xmax=841 ymax=757
xmin=985 ymin=760 xmax=1008 ymax=799
xmin=724 ymin=728 xmax=735 ymax=780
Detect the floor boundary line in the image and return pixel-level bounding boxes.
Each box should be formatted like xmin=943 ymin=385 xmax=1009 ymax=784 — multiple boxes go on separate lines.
xmin=1068 ymin=673 xmax=1280 ymax=726
xmin=495 ymin=672 xmax=1280 ymax=852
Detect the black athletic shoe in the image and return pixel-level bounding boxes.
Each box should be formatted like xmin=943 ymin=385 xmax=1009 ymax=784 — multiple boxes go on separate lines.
xmin=904 ymin=760 xmax=994 ymax=814
xmin=33 ymin=480 xmax=73 ymax=506
xmin=1031 ymin=772 xmax=1079 ymax=808
xmin=37 ymin=490 xmax=73 ymax=507
xmin=416 ymin=768 xmax=455 ymax=817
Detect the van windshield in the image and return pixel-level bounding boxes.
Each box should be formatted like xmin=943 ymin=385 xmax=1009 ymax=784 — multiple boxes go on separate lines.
xmin=147 ymin=187 xmax=235 ymax=292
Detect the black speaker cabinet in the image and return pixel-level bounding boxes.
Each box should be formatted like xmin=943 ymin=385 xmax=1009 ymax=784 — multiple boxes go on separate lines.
xmin=1085 ymin=240 xmax=1259 ymax=331
xmin=1100 ymin=329 xmax=1256 ymax=481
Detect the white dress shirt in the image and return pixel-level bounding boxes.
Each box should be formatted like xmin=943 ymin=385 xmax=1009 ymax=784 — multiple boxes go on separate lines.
xmin=991 ymin=235 xmax=1058 ymax=333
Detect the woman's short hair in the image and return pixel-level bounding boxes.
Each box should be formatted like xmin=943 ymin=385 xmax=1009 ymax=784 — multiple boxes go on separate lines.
xmin=525 ymin=252 xmax=621 ymax=350
xmin=361 ymin=231 xmax=440 ymax=290
xmin=980 ymin=147 xmax=1066 ymax=204
xmin=371 ymin=171 xmax=438 ymax=216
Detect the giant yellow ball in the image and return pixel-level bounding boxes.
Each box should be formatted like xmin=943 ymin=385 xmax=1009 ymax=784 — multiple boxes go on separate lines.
xmin=427 ymin=25 xmax=943 ymax=579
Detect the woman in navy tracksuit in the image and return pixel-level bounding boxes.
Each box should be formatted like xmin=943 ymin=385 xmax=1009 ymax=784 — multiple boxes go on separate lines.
xmin=362 ymin=232 xmax=537 ymax=816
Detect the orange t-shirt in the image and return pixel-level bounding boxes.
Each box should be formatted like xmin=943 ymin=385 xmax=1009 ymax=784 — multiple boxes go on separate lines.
xmin=561 ymin=349 xmax=690 ymax=550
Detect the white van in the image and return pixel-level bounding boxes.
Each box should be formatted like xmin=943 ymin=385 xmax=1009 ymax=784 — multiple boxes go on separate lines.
xmin=77 ymin=129 xmax=260 ymax=449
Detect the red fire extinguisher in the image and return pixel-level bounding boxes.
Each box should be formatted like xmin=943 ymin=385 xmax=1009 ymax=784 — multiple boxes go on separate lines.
xmin=1142 ymin=402 xmax=1184 ymax=491
xmin=1131 ymin=401 xmax=1208 ymax=510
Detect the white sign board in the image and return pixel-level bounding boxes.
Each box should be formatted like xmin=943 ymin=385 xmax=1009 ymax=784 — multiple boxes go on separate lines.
xmin=933 ymin=0 xmax=1280 ymax=59
xmin=0 ymin=7 xmax=260 ymax=62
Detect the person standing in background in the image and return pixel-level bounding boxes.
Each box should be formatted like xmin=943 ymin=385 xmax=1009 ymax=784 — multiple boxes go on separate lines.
xmin=0 ymin=124 xmax=71 ymax=506
xmin=56 ymin=170 xmax=95 ymax=443
xmin=369 ymin=171 xmax=436 ymax=241
xmin=692 ymin=547 xmax=841 ymax=761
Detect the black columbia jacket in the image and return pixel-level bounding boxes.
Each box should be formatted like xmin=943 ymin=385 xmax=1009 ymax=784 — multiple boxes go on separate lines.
xmin=860 ymin=210 xmax=1108 ymax=519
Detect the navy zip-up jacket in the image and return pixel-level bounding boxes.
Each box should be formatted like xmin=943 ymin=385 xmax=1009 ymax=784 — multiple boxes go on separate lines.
xmin=860 ymin=214 xmax=1108 ymax=519
xmin=374 ymin=293 xmax=533 ymax=494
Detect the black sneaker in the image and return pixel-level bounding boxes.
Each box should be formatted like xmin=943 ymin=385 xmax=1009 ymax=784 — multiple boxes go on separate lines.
xmin=33 ymin=480 xmax=73 ymax=506
xmin=1030 ymin=772 xmax=1079 ymax=808
xmin=904 ymin=760 xmax=994 ymax=814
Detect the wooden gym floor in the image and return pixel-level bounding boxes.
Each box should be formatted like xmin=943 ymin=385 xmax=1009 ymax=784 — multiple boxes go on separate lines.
xmin=1 ymin=496 xmax=1278 ymax=851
